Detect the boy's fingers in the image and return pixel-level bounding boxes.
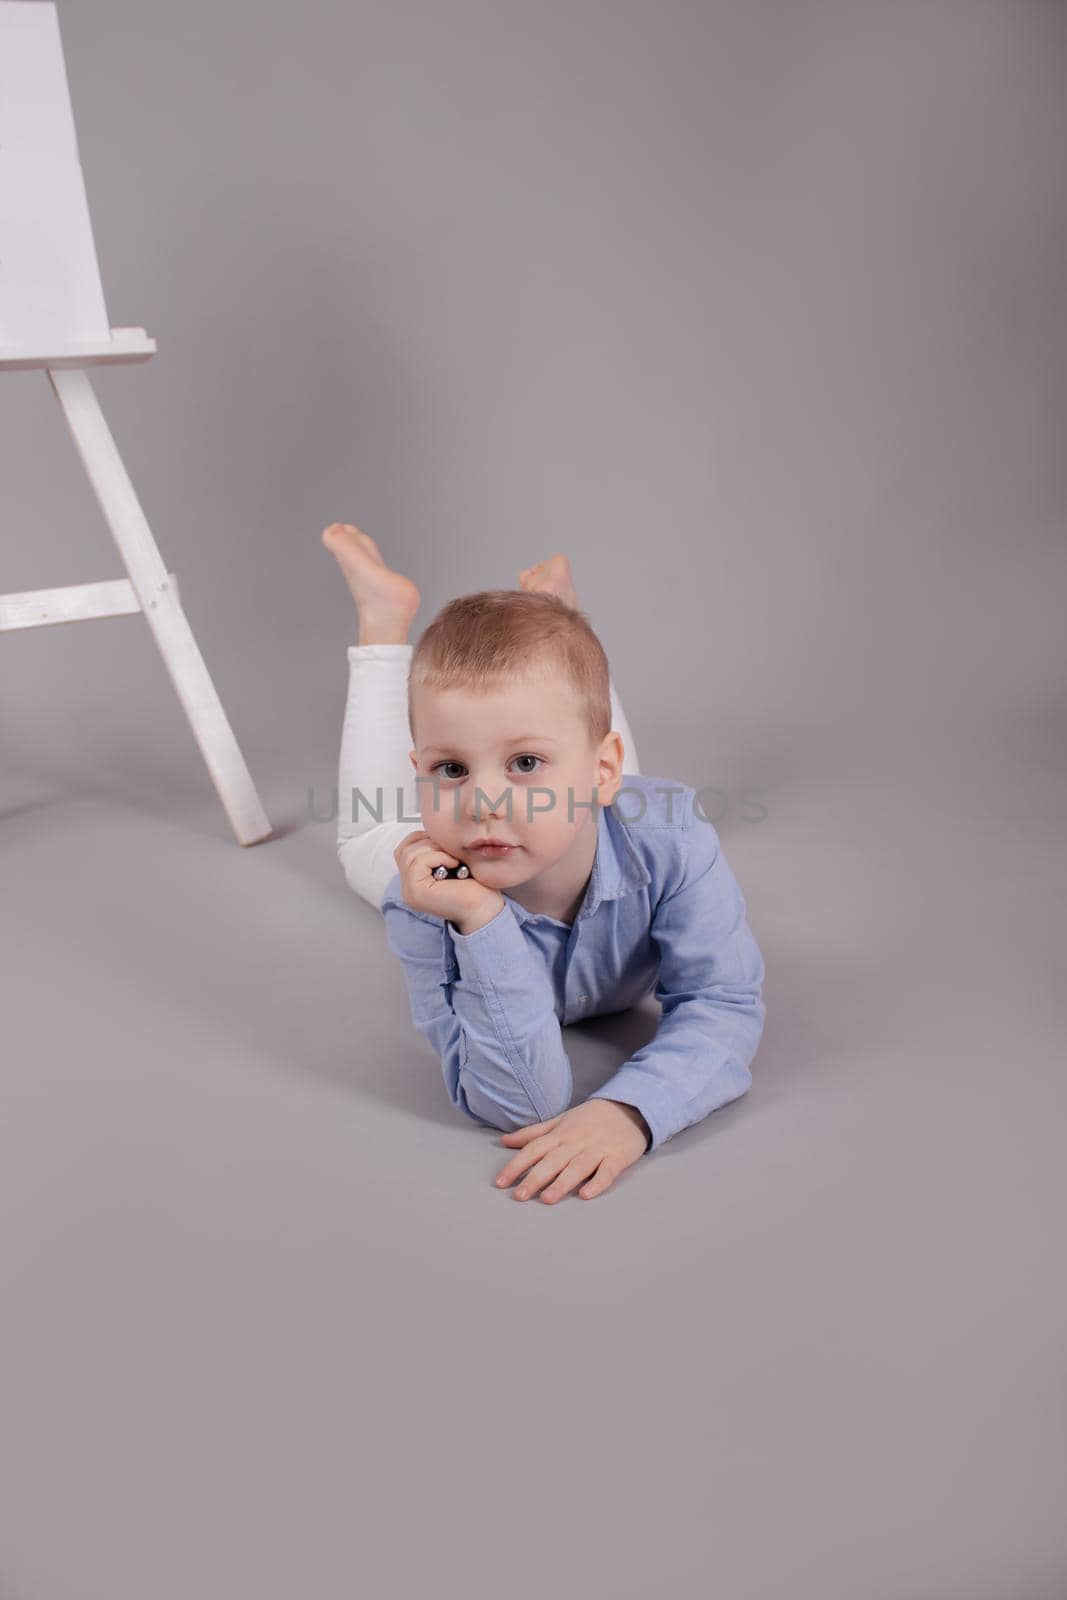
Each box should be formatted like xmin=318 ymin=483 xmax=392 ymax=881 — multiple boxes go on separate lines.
xmin=500 ymin=1116 xmax=561 ymax=1144
xmin=579 ymin=1159 xmax=617 ymax=1199
xmin=393 ymin=831 xmax=427 ymax=861
xmin=494 ymin=1132 xmax=563 ymax=1187
xmin=511 ymin=1150 xmax=572 ymax=1201
xmin=540 ymin=1152 xmax=603 ymax=1205
xmin=395 ymin=832 xmax=458 ymax=869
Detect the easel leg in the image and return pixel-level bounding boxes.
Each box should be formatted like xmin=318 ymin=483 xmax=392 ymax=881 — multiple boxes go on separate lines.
xmin=46 ymin=366 xmax=272 ymax=846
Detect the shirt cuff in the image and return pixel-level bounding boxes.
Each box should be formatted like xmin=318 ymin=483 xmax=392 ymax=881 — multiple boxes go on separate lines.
xmin=446 ymin=900 xmax=529 ymax=982
xmin=586 ymin=1069 xmax=673 ymax=1152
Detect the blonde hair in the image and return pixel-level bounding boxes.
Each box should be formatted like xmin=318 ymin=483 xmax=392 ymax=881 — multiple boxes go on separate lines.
xmin=408 ymin=589 xmax=612 ymax=750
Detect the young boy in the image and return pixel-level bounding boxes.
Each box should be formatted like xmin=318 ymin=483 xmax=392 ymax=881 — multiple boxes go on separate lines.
xmin=324 ymin=522 xmax=766 ymax=1204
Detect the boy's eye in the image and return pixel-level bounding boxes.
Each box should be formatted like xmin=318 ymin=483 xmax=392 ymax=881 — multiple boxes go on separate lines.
xmin=430 ymin=755 xmax=544 ymax=778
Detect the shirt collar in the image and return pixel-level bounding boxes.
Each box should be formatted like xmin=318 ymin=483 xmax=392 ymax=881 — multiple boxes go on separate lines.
xmin=503 ymin=798 xmax=651 ymax=926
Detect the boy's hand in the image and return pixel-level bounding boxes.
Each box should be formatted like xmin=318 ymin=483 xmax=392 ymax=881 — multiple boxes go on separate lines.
xmin=494 ymin=1099 xmax=651 ymax=1203
xmin=394 ymin=830 xmax=505 ymax=932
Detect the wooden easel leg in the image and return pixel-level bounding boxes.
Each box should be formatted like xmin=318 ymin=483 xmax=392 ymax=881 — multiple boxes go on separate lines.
xmin=46 ymin=365 xmax=273 ymax=846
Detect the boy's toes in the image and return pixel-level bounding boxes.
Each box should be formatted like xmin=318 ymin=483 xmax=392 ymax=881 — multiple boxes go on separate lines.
xmin=356 ymin=527 xmax=385 ymax=562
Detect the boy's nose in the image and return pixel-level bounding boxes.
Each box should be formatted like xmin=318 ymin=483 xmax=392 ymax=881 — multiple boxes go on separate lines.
xmin=462 ymin=780 xmax=513 ymax=823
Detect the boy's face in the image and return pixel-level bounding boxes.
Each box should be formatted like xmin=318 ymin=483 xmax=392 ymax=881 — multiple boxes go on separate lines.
xmin=409 ymin=667 xmax=624 ymax=893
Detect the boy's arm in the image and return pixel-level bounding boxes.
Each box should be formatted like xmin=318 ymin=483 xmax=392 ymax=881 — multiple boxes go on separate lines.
xmin=381 ymin=886 xmax=573 ymax=1132
xmin=586 ymin=809 xmax=766 ymax=1152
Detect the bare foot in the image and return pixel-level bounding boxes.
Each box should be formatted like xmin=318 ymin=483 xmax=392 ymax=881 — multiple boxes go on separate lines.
xmin=321 ymin=523 xmax=420 ymax=641
xmin=517 ymin=553 xmax=579 ymax=611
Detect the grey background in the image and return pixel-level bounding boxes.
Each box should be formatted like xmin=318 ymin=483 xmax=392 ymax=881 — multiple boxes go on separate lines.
xmin=2 ymin=1 xmax=1066 ymax=1596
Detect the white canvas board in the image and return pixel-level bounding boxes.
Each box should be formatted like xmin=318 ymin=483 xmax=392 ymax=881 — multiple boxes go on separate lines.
xmin=0 ymin=0 xmax=110 ymax=348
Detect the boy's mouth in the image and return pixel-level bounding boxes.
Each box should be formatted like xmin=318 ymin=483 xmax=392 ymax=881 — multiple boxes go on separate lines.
xmin=468 ymin=841 xmax=518 ymax=856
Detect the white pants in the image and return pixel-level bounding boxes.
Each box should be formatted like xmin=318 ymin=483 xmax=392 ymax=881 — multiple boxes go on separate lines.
xmin=336 ymin=642 xmax=643 ymax=910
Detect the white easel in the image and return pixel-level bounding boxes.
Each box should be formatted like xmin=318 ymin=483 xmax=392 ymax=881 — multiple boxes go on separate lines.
xmin=0 ymin=0 xmax=271 ymax=846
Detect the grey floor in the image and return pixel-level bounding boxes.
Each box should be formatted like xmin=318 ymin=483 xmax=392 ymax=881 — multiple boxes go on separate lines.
xmin=2 ymin=658 xmax=1064 ymax=1600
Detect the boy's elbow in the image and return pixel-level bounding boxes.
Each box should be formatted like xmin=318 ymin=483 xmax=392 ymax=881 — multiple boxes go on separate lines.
xmin=438 ymin=1029 xmax=574 ymax=1134
xmin=455 ymin=1075 xmax=570 ymax=1134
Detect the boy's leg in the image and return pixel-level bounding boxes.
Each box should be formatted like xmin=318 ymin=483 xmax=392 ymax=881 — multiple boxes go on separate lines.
xmin=322 ymin=522 xmax=424 ymax=909
xmin=336 ymin=641 xmax=424 ymax=910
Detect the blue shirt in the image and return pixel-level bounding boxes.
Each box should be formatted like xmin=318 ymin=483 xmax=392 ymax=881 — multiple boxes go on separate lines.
xmin=379 ymin=773 xmax=766 ymax=1151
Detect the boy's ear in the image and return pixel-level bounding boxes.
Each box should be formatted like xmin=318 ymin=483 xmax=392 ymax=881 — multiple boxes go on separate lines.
xmin=598 ymin=731 xmax=625 ymax=802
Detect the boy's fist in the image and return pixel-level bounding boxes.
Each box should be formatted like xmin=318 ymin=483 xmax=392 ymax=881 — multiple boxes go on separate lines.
xmin=394 ymin=831 xmax=505 ymax=933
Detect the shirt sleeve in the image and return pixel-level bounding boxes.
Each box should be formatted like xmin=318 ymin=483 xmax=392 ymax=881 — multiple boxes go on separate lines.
xmin=586 ymin=806 xmax=766 ymax=1151
xmin=380 ymin=882 xmax=573 ymax=1132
